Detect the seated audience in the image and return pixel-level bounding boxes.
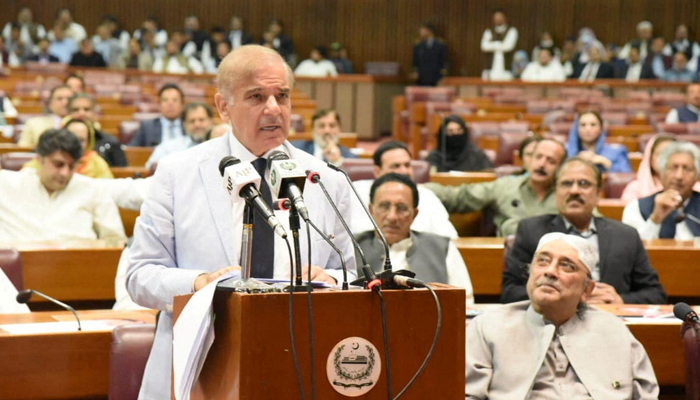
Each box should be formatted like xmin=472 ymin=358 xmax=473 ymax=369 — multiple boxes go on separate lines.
xmin=350 ymin=141 xmax=458 ymax=238
xmin=100 ymin=15 xmax=130 ymax=50
xmin=27 ymin=38 xmax=59 ymax=64
xmin=152 ymin=38 xmax=203 ymax=74
xmin=623 ymin=141 xmax=700 ymax=239
xmin=559 ymin=35 xmax=578 ymax=77
xmin=129 ymin=83 xmax=185 ymax=147
xmin=663 ymin=24 xmax=700 ymax=72
xmin=468 ymin=232 xmax=659 ymax=399
xmin=0 ymin=129 xmax=125 ymax=242
xmin=520 ymin=47 xmax=566 ymax=82
xmin=662 ymin=52 xmax=698 ymax=83
xmin=618 ymin=20 xmax=654 ymax=60
xmin=643 ymin=36 xmax=673 ymax=79
xmin=264 ymin=19 xmax=295 ymax=65
xmin=47 ymin=24 xmax=78 ymax=63
xmin=412 ymin=23 xmax=448 ymax=86
xmin=92 ymin=23 xmax=122 ymax=67
xmin=24 ymin=118 xmax=113 ymax=179
xmin=356 ymin=173 xmax=474 ymax=303
xmin=666 ymin=83 xmax=700 ymax=123
xmin=17 ymin=84 xmax=73 ymax=147
xmin=290 ymin=109 xmax=356 ymax=165
xmin=574 ymin=28 xmax=604 ymax=66
xmin=203 ymin=40 xmax=231 ymax=74
xmin=502 ymin=157 xmax=667 ymax=304
xmin=133 ymin=16 xmax=168 ymax=50
xmin=69 ymin=38 xmax=107 ymax=68
xmin=50 ymin=8 xmax=86 ymax=43
xmin=67 ymin=93 xmax=127 ymax=167
xmin=426 ymin=139 xmax=566 ymax=236
xmin=4 ymin=24 xmax=31 ymax=66
xmin=183 ymin=15 xmax=209 ymax=59
xmin=0 ymin=92 xmax=18 ymax=119
xmin=425 ymin=114 xmax=493 ymax=172
xmin=2 ymin=7 xmax=45 ymax=47
xmin=616 ymin=46 xmax=655 ymax=82
xmin=0 ymin=267 xmax=29 ymax=313
xmin=574 ymin=45 xmax=615 ymax=82
xmin=294 ymin=46 xmax=338 ymax=77
xmin=146 ymin=102 xmax=214 ymax=168
xmin=566 ymin=110 xmax=631 ymax=173
xmin=227 ymin=16 xmax=254 ymax=51
xmin=115 ymin=38 xmax=153 ymax=71
xmin=329 ymin=42 xmax=353 ymax=74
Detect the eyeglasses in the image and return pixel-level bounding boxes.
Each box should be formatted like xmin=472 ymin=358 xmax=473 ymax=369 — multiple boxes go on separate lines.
xmin=558 ymin=179 xmax=595 ymax=189
xmin=374 ymin=201 xmax=412 ymax=216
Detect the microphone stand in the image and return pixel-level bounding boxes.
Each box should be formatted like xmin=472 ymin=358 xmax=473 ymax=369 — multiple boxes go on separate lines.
xmin=288 ymin=204 xmax=310 ymax=292
xmin=240 ymin=203 xmax=254 ymax=280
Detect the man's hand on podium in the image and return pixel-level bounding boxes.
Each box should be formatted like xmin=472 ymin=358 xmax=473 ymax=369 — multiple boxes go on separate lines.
xmin=194 ymin=266 xmax=241 ymax=292
xmin=298 ymin=265 xmax=337 ymax=285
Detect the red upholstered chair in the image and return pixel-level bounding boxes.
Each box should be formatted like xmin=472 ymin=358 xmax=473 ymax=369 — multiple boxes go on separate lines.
xmin=526 ymin=100 xmax=550 ymax=114
xmin=0 ymin=152 xmax=36 ymax=171
xmin=0 ymin=249 xmax=22 ymax=291
xmin=603 ymin=172 xmax=636 ymax=199
xmin=118 ymin=121 xmax=141 ymax=144
xmin=495 ymin=132 xmax=529 ymax=166
xmin=109 ymin=324 xmax=156 ymax=400
xmin=548 ymin=121 xmax=573 ymax=135
xmin=626 ymin=102 xmax=653 ymax=117
xmin=675 ymin=135 xmax=700 ymax=149
xmin=656 ymin=122 xmax=689 ymax=135
xmin=601 ymin=112 xmax=628 ymax=126
xmin=499 ymin=121 xmax=530 ymax=133
xmin=687 ymin=123 xmax=700 ymax=135
xmin=681 ymin=321 xmax=700 ymax=400
xmin=404 ymin=86 xmax=455 ymax=103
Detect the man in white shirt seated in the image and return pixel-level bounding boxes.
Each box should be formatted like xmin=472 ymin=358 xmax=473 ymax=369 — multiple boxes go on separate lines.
xmin=294 ymin=46 xmax=338 ymax=77
xmin=0 ymin=129 xmax=126 ymax=243
xmin=152 ymin=38 xmax=203 ymax=75
xmin=520 ymin=47 xmax=566 ymax=82
xmin=623 ymin=141 xmax=700 ymax=239
xmin=355 ymin=173 xmax=474 ymax=303
xmin=349 ymin=140 xmax=458 ymax=238
xmin=665 ymin=83 xmax=700 ymax=123
xmin=290 ymin=109 xmax=357 ymax=166
xmin=146 ymin=102 xmax=214 ymax=169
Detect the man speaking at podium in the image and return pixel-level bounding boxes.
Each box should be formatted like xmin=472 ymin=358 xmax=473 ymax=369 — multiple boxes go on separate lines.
xmin=127 ymin=45 xmax=356 ymax=399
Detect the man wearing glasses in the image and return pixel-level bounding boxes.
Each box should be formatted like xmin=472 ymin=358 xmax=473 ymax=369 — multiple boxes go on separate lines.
xmin=501 ymin=157 xmax=667 ymax=304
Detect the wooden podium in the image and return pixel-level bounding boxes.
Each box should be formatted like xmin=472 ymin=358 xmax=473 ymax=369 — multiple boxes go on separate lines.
xmin=173 ymin=287 xmax=465 ymax=399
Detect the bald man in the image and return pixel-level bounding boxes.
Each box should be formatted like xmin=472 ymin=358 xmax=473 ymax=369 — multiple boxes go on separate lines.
xmin=127 ymin=45 xmax=357 ymax=398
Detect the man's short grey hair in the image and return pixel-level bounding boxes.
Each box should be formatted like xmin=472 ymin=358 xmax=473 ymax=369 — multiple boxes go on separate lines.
xmin=535 ymin=232 xmax=598 ymax=275
xmin=637 ymin=21 xmax=653 ymax=31
xmin=657 ymin=141 xmax=700 ymax=180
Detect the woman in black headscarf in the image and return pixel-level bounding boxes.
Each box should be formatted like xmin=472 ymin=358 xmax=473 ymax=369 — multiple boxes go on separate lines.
xmin=425 ymin=115 xmax=493 ymax=172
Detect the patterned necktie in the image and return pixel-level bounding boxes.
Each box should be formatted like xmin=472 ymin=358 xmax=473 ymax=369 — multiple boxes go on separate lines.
xmin=250 ymin=157 xmax=275 ymax=278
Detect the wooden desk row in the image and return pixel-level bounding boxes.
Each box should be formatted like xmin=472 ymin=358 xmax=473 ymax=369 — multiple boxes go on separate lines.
xmin=456 ymin=237 xmax=700 ymax=299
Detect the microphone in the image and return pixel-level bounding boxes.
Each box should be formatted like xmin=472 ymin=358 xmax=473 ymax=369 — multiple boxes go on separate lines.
xmin=393 ymin=275 xmax=427 ymax=288
xmin=267 ymin=151 xmax=310 ymax=221
xmin=219 ymin=156 xmax=287 ymax=238
xmin=325 ymin=162 xmax=393 ymax=272
xmin=16 ymin=289 xmax=82 ymax=331
xmin=674 ymin=302 xmax=700 ymax=326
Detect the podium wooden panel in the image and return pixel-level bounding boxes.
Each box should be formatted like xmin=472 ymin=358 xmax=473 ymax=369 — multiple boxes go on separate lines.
xmin=174 ymin=288 xmax=465 ymax=399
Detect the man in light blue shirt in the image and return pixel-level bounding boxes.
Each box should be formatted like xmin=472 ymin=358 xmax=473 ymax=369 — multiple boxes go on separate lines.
xmin=48 ymin=25 xmax=77 ymax=63
xmin=146 ymin=102 xmax=214 ymax=168
xmin=662 ymin=52 xmax=699 ymax=83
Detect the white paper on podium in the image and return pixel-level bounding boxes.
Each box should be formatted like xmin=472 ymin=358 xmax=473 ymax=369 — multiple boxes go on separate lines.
xmin=173 ymin=271 xmax=238 ymax=400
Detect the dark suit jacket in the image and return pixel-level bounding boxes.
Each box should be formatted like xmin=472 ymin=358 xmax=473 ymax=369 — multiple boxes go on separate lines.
xmin=27 ymin=53 xmax=60 ymax=63
xmin=572 ymin=62 xmax=615 ymax=79
xmin=413 ymin=39 xmax=448 ymax=86
xmin=228 ymin=31 xmax=254 ymax=47
xmin=290 ymin=140 xmax=357 ymax=161
xmin=95 ymin=130 xmax=127 ymax=167
xmin=501 ymin=214 xmax=667 ymax=304
xmin=642 ymin=54 xmax=673 ymax=78
xmin=617 ymin=63 xmax=656 ymax=80
xmin=129 ymin=118 xmax=164 ymax=147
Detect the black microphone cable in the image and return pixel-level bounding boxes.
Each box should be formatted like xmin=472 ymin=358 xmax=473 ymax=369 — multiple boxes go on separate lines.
xmin=284 ymin=236 xmax=306 ymax=400
xmin=362 ymin=266 xmax=393 ymax=400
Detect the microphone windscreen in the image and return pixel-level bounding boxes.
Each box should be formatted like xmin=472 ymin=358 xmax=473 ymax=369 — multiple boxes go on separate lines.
xmin=674 ymin=302 xmax=694 ymax=321
xmin=219 ymin=156 xmax=240 ymax=176
xmin=16 ymin=289 xmax=32 ymax=304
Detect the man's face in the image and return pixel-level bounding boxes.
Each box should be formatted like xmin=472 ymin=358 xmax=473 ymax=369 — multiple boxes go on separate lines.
xmin=18 ymin=8 xmax=32 ymax=23
xmin=526 ymin=239 xmax=594 ymax=316
xmin=65 ymin=77 xmax=84 ymax=93
xmin=53 ymin=27 xmax=65 ymax=41
xmin=37 ymin=150 xmax=76 ymax=193
xmin=527 ymin=140 xmax=564 ymax=186
xmin=369 ymin=182 xmax=418 ymax=246
xmin=493 ymin=12 xmax=506 ymax=26
xmin=538 ymin=50 xmax=552 ymax=66
xmin=231 ymin=17 xmax=242 ymax=31
xmin=662 ymin=152 xmax=697 ymax=199
xmin=165 ymin=41 xmax=178 ymax=55
xmin=676 ymin=25 xmax=688 ymax=41
xmin=69 ymin=97 xmax=96 ymax=121
xmin=216 ymin=42 xmax=231 ymax=58
xmin=49 ymin=88 xmax=73 ymax=117
xmin=80 ymin=41 xmax=93 ymax=55
xmin=520 ymin=140 xmax=538 ymax=170
xmin=310 ymin=49 xmax=322 ymax=62
xmin=184 ymin=106 xmax=213 ymax=142
xmin=214 ymin=59 xmax=291 ymax=156
xmin=588 ymin=47 xmax=601 ymax=62
xmin=159 ymin=88 xmax=184 ymax=120
xmin=555 ymin=161 xmax=599 ymax=223
xmin=312 ymin=112 xmax=341 ymax=140
xmin=38 ymin=39 xmax=49 ymax=52
xmin=651 ymin=38 xmax=665 ymax=53
xmin=185 ymin=17 xmax=199 ymax=31
xmin=638 ymin=26 xmax=652 ymax=41
xmin=674 ymin=53 xmax=688 ymax=70
xmin=629 ymin=48 xmax=640 ymax=63
xmin=687 ymin=84 xmax=700 ymax=108
xmin=375 ymin=148 xmax=413 ymax=178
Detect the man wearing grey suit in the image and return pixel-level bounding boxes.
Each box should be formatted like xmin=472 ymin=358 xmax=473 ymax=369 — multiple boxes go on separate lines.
xmin=501 ymin=157 xmax=667 ymax=304
xmin=127 ymin=45 xmax=356 ymax=399
xmin=467 ymin=232 xmax=659 ymax=399
xmin=128 ymin=83 xmax=186 ymax=147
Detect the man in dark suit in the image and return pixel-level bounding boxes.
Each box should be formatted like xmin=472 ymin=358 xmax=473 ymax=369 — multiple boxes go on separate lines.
xmin=68 ymin=92 xmax=127 ymax=167
xmin=573 ymin=46 xmax=615 ymax=81
xmin=643 ymin=37 xmax=673 ymax=79
xmin=27 ymin=38 xmax=59 ymax=63
xmin=227 ymin=16 xmax=253 ymax=50
xmin=129 ymin=83 xmax=185 ymax=147
xmin=290 ymin=109 xmax=356 ymax=165
xmin=69 ymin=38 xmax=106 ymax=68
xmin=411 ymin=23 xmax=448 ymax=86
xmin=616 ymin=46 xmax=655 ymax=81
xmin=501 ymin=157 xmax=667 ymax=304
